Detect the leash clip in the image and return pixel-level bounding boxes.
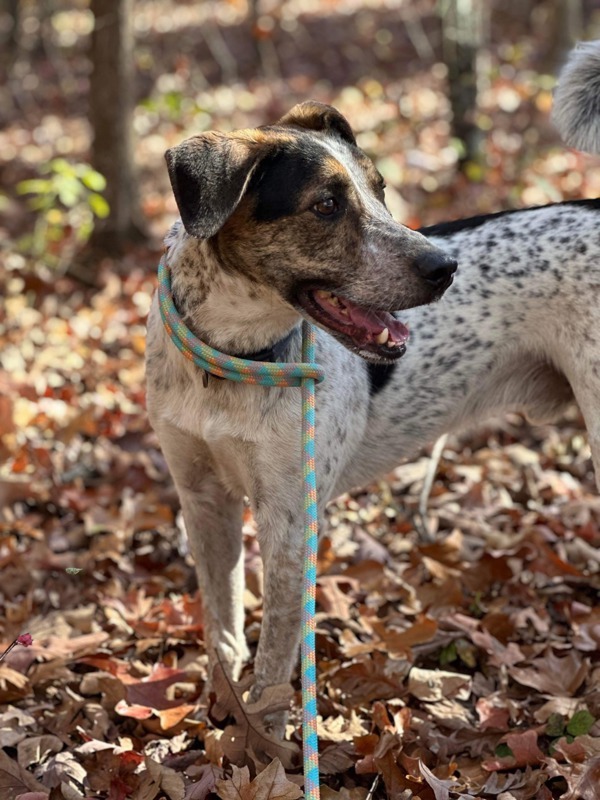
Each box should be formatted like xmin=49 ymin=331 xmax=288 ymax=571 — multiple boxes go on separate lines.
xmin=202 ymin=370 xmax=210 ymax=388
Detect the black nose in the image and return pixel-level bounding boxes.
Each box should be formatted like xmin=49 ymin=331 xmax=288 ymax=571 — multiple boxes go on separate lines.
xmin=413 ymin=250 xmax=458 ymax=288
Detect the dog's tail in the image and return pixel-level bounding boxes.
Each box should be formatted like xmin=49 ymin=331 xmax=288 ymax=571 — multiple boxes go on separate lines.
xmin=552 ymin=40 xmax=600 ymax=155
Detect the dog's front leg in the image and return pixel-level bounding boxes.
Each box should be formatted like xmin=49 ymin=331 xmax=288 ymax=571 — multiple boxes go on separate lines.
xmin=153 ymin=422 xmax=249 ymax=678
xmin=249 ymin=509 xmax=305 ymax=734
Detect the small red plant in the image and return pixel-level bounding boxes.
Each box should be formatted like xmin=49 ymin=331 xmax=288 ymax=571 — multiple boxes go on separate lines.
xmin=0 ymin=632 xmax=33 ymax=662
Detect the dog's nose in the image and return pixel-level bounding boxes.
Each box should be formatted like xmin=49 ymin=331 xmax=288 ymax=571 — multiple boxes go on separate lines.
xmin=413 ymin=250 xmax=458 ymax=288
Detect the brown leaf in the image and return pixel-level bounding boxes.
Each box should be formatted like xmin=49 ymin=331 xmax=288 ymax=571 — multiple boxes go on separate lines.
xmin=509 ymin=649 xmax=588 ymax=696
xmin=418 ymin=761 xmax=456 ymax=800
xmin=483 ymin=730 xmax=545 ymax=771
xmin=136 ymin=756 xmax=186 ymax=800
xmin=327 ymin=653 xmax=410 ymax=706
xmin=476 ymin=697 xmax=510 ymax=732
xmin=368 ymin=615 xmax=438 ymax=658
xmin=316 ymin=575 xmax=359 ymax=621
xmin=0 ymin=751 xmax=48 ymax=797
xmin=211 ymin=662 xmax=299 ymax=770
xmin=408 ymin=667 xmax=471 ymax=702
xmin=215 ymin=760 xmax=303 ymax=800
xmin=574 ymin=757 xmax=600 ymax=800
xmin=320 ymin=788 xmax=368 ymax=800
xmin=15 ymin=794 xmax=50 ymax=800
xmin=185 ymin=765 xmax=222 ymax=799
xmin=17 ymin=735 xmax=63 ymax=769
xmin=318 ymin=741 xmax=356 ymax=775
xmin=471 ymin=628 xmax=525 ymax=668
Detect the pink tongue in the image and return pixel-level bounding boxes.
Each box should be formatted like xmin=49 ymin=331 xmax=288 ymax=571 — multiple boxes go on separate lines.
xmin=314 ymin=292 xmax=409 ymax=343
xmin=347 ymin=305 xmax=409 ymax=342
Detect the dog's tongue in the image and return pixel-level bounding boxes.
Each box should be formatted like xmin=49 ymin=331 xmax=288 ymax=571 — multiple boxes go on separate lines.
xmin=347 ymin=305 xmax=409 ymax=343
xmin=316 ymin=290 xmax=409 ymax=345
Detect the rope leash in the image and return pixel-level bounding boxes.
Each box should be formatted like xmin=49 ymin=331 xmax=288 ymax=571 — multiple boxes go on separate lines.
xmin=158 ymin=256 xmax=323 ymax=800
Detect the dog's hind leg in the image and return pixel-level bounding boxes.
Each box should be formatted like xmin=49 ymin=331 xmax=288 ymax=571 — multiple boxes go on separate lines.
xmin=559 ymin=357 xmax=600 ymax=492
xmin=154 ymin=423 xmax=249 ymax=678
xmin=571 ymin=385 xmax=600 ymax=492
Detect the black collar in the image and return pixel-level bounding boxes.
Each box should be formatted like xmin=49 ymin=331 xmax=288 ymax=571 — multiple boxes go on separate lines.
xmin=236 ymin=327 xmax=298 ymax=362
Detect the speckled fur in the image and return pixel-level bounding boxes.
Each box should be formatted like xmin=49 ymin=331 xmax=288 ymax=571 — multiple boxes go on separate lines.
xmin=147 ymin=75 xmax=600 ymax=724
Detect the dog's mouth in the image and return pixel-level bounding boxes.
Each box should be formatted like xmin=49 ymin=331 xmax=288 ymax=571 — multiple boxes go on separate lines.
xmin=296 ymin=287 xmax=409 ymax=362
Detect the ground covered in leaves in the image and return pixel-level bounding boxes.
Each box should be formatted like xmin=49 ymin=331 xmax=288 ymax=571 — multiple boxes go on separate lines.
xmin=2 ymin=1 xmax=600 ymax=799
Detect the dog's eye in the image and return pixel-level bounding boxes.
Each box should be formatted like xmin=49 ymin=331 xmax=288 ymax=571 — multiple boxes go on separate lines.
xmin=313 ymin=198 xmax=339 ymax=217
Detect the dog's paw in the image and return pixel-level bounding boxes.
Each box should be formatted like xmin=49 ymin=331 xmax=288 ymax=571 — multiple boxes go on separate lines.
xmin=213 ymin=634 xmax=250 ymax=682
xmin=248 ymin=682 xmax=290 ymax=740
xmin=261 ymin=708 xmax=288 ymax=740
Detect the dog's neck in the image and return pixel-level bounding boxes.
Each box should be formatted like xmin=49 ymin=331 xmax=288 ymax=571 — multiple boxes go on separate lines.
xmin=165 ymin=222 xmax=301 ymax=355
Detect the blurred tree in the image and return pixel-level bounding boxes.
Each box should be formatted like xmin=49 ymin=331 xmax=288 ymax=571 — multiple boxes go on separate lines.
xmin=1 ymin=0 xmax=20 ymax=69
xmin=6 ymin=0 xmax=19 ymax=51
xmin=438 ymin=0 xmax=488 ymax=166
xmin=88 ymin=0 xmax=146 ymax=257
xmin=537 ymin=0 xmax=583 ymax=69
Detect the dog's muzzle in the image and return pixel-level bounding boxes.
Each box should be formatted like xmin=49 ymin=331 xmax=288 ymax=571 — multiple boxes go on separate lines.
xmin=413 ymin=250 xmax=458 ymax=291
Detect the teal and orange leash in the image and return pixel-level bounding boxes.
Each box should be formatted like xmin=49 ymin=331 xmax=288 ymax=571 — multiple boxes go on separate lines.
xmin=158 ymin=255 xmax=323 ymax=800
xmin=301 ymin=322 xmax=320 ymax=799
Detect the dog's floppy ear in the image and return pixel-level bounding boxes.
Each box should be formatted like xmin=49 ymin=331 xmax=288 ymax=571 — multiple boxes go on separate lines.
xmin=277 ymin=101 xmax=356 ymax=146
xmin=165 ymin=132 xmax=263 ymax=239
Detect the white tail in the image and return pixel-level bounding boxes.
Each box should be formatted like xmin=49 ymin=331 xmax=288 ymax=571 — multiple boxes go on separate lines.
xmin=552 ymin=40 xmax=600 ymax=155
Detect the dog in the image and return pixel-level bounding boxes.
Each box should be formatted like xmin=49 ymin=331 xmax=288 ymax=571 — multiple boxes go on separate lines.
xmin=146 ymin=101 xmax=457 ymax=707
xmin=146 ymin=42 xmax=600 ymax=727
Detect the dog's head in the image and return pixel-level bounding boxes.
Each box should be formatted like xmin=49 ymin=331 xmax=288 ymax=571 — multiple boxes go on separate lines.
xmin=165 ymin=102 xmax=457 ymax=363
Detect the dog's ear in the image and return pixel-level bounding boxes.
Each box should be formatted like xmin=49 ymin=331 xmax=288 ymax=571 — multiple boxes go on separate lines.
xmin=277 ymin=101 xmax=356 ymax=146
xmin=165 ymin=132 xmax=263 ymax=239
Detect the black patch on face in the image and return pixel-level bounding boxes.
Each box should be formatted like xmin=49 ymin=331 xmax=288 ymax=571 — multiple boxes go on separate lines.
xmin=367 ymin=362 xmax=396 ymax=395
xmin=417 ymin=198 xmax=600 ymax=238
xmin=248 ymin=142 xmax=347 ymax=223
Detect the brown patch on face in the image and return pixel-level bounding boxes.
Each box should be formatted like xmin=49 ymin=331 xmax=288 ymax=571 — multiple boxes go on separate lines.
xmin=232 ymin=128 xmax=295 ymax=147
xmin=322 ymin=155 xmax=350 ymax=181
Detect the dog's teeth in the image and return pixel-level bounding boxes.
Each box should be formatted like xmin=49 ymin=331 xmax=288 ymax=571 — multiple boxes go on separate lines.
xmin=316 ymin=290 xmax=331 ymax=299
xmin=376 ymin=327 xmax=389 ymax=345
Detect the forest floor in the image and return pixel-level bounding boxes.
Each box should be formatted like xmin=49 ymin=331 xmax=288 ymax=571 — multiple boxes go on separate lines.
xmin=1 ymin=2 xmax=600 ymax=798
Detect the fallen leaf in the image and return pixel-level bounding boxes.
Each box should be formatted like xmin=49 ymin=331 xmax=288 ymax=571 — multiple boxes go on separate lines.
xmin=408 ymin=667 xmax=471 ymax=702
xmin=0 ymin=750 xmax=48 ymax=797
xmin=211 ymin=662 xmax=299 ymax=770
xmin=509 ymin=649 xmax=588 ymax=696
xmin=215 ymin=760 xmax=303 ymax=800
xmin=483 ymin=730 xmax=545 ymax=771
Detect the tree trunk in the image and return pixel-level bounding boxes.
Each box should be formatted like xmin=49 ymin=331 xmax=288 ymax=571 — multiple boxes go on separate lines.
xmin=88 ymin=0 xmax=145 ymax=256
xmin=535 ymin=0 xmax=583 ymax=70
xmin=1 ymin=0 xmax=20 ymax=68
xmin=439 ymin=0 xmax=487 ymax=165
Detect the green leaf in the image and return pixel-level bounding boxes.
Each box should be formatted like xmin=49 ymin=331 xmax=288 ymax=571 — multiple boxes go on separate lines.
xmin=58 ymin=186 xmax=81 ymax=208
xmin=455 ymin=638 xmax=477 ymax=668
xmin=88 ymin=193 xmax=110 ymax=219
xmin=29 ymin=196 xmax=54 ymax=212
xmin=494 ymin=743 xmax=513 ymax=759
xmin=80 ymin=169 xmax=106 ymax=191
xmin=545 ymin=713 xmax=565 ymax=738
xmin=566 ymin=710 xmax=595 ymax=738
xmin=76 ymin=218 xmax=93 ymax=243
xmin=50 ymin=157 xmax=75 ymax=176
xmin=439 ymin=641 xmax=457 ymax=666
xmin=17 ymin=179 xmax=52 ymax=196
